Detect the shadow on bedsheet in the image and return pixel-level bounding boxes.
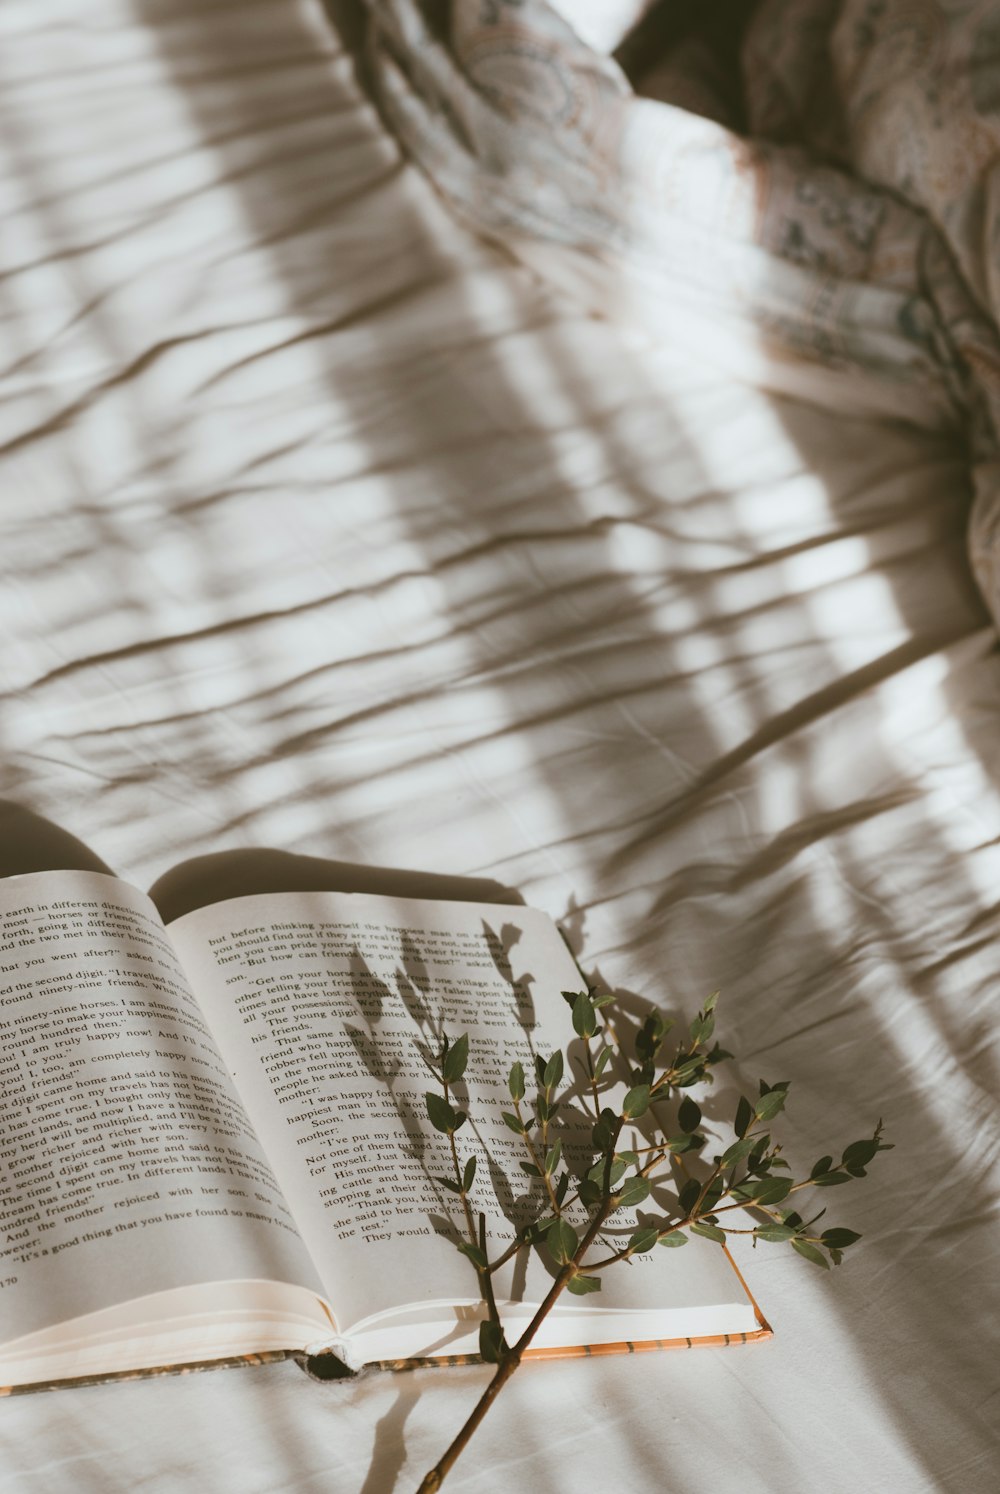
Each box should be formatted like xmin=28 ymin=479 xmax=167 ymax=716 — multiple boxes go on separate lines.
xmin=6 ymin=0 xmax=993 ymax=1487
xmin=334 ymin=6 xmax=998 ymax=1489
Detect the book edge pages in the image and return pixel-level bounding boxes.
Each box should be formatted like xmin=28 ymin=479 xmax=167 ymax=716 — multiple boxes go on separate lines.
xmin=1 ymin=1255 xmax=774 ymax=1389
xmin=348 ymin=1240 xmax=773 ymax=1372
xmin=0 ymin=1348 xmax=297 ymax=1396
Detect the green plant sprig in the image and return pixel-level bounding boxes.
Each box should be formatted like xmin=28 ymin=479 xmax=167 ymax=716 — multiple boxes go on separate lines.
xmin=417 ymin=990 xmax=891 ymax=1492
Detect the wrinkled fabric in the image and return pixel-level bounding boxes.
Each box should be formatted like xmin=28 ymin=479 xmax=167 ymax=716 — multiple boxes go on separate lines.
xmin=1 ymin=2 xmax=999 ymax=1491
xmin=365 ymin=0 xmax=1000 ymax=625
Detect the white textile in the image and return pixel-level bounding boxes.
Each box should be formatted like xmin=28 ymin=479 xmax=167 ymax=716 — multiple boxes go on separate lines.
xmin=0 ymin=2 xmax=998 ymax=1492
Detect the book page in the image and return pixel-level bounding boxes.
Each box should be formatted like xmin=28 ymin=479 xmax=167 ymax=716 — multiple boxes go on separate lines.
xmin=0 ymin=872 xmax=323 ymax=1344
xmin=170 ymin=891 xmax=748 ymax=1337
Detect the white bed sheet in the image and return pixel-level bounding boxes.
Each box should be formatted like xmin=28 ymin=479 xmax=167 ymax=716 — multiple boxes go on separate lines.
xmin=1 ymin=2 xmax=999 ymax=1491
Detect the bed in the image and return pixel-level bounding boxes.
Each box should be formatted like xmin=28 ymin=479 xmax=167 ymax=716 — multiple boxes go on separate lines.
xmin=1 ymin=1 xmax=998 ymax=1489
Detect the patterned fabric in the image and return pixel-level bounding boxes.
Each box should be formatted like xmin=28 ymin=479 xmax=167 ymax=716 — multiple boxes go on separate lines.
xmin=744 ymin=0 xmax=1000 ymax=631
xmin=363 ymin=0 xmax=1000 ymax=628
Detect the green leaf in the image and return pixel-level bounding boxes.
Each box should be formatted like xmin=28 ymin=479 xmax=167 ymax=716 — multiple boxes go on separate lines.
xmin=721 ymin=1135 xmax=759 ymax=1168
xmin=666 ymin=1133 xmax=703 ymax=1154
xmin=701 ymin=1177 xmax=725 ymax=1212
xmin=659 ymin=1230 xmax=688 ymax=1248
xmin=456 ymin=1240 xmax=488 ymax=1271
xmin=520 ymin=1161 xmax=541 ymax=1177
xmin=442 ymin=1033 xmax=469 ymax=1085
xmin=810 ymin=1155 xmax=833 ymax=1179
xmin=608 ymin=1158 xmax=628 ymax=1187
xmin=672 ymin=1056 xmax=704 ymax=1087
xmin=592 ymin=991 xmax=616 ymax=1009
xmin=734 ymin=1095 xmax=754 ymax=1138
xmin=543 ymin=1050 xmax=564 ymax=1092
xmin=813 ymin=1170 xmax=852 ymax=1187
xmin=479 ymin=1319 xmax=505 ymax=1363
xmin=750 ymin=1177 xmax=792 ymax=1206
xmin=674 ymin=1074 xmax=705 ymax=1091
xmin=821 ymin=1228 xmax=862 ymax=1250
xmin=791 ymin=1238 xmax=830 ymax=1269
xmin=648 ymin=1011 xmax=668 ymax=1041
xmin=636 ymin=1011 xmax=667 ymax=1061
xmin=592 ymin=1108 xmax=616 ymax=1149
xmin=842 ymin=1139 xmax=878 ymax=1171
xmin=589 ymin=1157 xmax=627 ymax=1189
xmin=690 ymin=1221 xmax=727 ymax=1243
xmin=566 ymin=1272 xmax=602 ymax=1295
xmin=616 ymin=1150 xmax=640 ymax=1169
xmin=555 ymin=1171 xmax=570 ymax=1206
xmin=463 ymin=1155 xmax=477 ymax=1192
xmin=425 ymin=1091 xmax=458 ymax=1134
xmin=627 ymin=1227 xmax=659 ymax=1255
xmin=544 ymin=1140 xmax=562 ymax=1176
xmin=704 ymin=990 xmax=720 ymax=1013
xmin=689 ymin=1010 xmax=715 ymax=1046
xmin=755 ymin=1224 xmax=796 ymax=1242
xmin=594 ymin=1045 xmax=614 ymax=1080
xmin=614 ymin=1176 xmax=651 ymax=1210
xmin=678 ymin=1178 xmax=702 ymax=1215
xmin=435 ymin=1176 xmax=463 ymax=1195
xmin=622 ymin=1084 xmax=651 ymax=1120
xmin=678 ymin=1096 xmax=702 ymax=1133
xmin=548 ymin=1218 xmax=579 ymax=1264
xmin=747 ymin=1136 xmax=770 ymax=1173
xmin=501 ymin=1111 xmax=526 ymax=1135
xmin=754 ymin=1090 xmax=788 ymax=1123
xmin=572 ymin=991 xmax=597 ymax=1039
xmin=508 ymin=1062 xmax=525 ymax=1103
xmin=578 ymin=1178 xmax=601 ymax=1208
xmin=453 ymin=1110 xmax=467 ymax=1131
xmin=727 ymin=1182 xmax=758 ymax=1204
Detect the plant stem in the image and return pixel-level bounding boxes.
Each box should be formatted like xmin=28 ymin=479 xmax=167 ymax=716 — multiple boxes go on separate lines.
xmin=443 ymin=1079 xmax=497 ymax=1319
xmin=415 ymin=1198 xmax=615 ymax=1494
xmin=514 ymin=1096 xmax=561 ymax=1214
xmin=477 ymin=1212 xmax=501 ymax=1327
xmin=584 ymin=1040 xmax=602 ymax=1118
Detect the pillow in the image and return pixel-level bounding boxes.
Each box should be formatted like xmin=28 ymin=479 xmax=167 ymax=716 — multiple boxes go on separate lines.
xmin=366 ymin=0 xmax=1000 ymax=626
xmin=743 ymin=0 xmax=1000 ymax=628
xmin=544 ymin=0 xmax=657 ymax=56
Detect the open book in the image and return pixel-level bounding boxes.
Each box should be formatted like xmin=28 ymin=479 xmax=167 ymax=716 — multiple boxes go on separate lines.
xmin=0 ymin=867 xmax=769 ymax=1391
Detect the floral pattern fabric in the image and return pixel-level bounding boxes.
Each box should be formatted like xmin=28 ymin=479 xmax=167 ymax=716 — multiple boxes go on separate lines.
xmin=364 ymin=1 xmax=1000 ymax=627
